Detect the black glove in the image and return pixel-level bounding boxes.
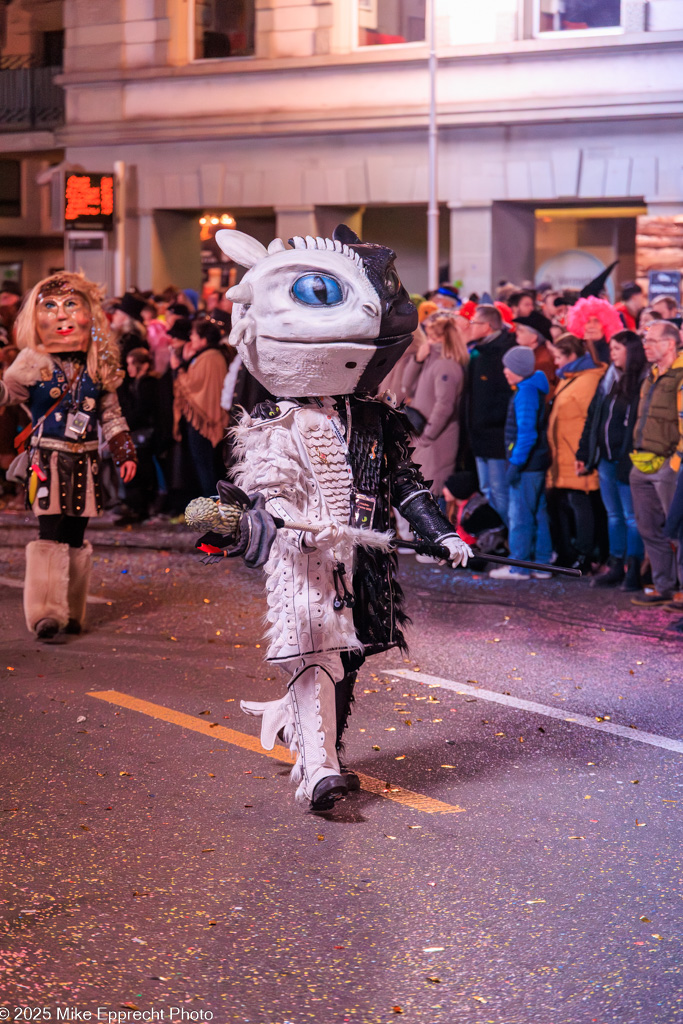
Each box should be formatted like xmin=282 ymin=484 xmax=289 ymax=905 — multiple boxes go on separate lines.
xmin=240 ymin=493 xmax=278 ymax=568
xmin=199 ymin=484 xmax=277 ymax=568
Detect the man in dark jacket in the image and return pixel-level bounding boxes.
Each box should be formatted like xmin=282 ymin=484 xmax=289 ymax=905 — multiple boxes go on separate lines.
xmin=467 ymin=304 xmax=515 ymax=524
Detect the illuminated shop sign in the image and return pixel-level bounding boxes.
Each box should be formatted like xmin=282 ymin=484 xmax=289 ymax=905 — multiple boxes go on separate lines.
xmin=64 ymin=173 xmax=115 ymax=231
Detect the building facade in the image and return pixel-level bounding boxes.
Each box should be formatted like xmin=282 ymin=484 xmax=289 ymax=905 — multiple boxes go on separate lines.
xmin=0 ymin=0 xmax=65 ymax=287
xmin=2 ymin=0 xmax=683 ymax=297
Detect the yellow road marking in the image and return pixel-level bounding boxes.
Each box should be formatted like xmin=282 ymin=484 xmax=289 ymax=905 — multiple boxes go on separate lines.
xmin=88 ymin=689 xmax=465 ymax=815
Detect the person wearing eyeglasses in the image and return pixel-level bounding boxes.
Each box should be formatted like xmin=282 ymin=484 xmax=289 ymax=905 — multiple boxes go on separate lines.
xmin=629 ymin=320 xmax=683 ymax=608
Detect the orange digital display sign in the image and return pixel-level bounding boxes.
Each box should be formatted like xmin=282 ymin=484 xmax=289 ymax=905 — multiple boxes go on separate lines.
xmin=64 ymin=174 xmax=115 ymax=230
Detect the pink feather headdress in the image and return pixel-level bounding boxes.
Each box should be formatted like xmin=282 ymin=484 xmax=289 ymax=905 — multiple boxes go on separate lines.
xmin=566 ymin=297 xmax=623 ymax=342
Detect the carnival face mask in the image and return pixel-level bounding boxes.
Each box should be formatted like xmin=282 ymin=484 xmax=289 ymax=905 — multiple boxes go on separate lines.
xmin=36 ymin=289 xmax=92 ymax=352
xmin=215 ymin=225 xmax=417 ymax=397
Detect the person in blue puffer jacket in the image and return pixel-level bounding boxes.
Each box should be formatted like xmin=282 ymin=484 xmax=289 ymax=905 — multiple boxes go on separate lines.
xmin=489 ymin=346 xmax=553 ymax=580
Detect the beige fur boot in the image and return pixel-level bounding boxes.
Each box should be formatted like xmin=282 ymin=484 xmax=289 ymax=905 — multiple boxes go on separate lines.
xmin=66 ymin=540 xmax=92 ymax=635
xmin=23 ymin=540 xmax=70 ymax=639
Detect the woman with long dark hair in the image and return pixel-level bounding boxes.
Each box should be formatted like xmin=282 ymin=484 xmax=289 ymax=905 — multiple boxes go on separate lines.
xmin=576 ymin=330 xmax=648 ymax=589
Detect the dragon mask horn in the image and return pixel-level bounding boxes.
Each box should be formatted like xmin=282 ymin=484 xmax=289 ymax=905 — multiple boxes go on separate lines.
xmin=215 ymin=229 xmax=268 ymax=268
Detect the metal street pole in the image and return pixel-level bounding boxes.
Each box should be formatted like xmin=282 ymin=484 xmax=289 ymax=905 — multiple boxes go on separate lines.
xmin=427 ymin=0 xmax=439 ymax=293
xmin=114 ymin=159 xmax=126 ymax=297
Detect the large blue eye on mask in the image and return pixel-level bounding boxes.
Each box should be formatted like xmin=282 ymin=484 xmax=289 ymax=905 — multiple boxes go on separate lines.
xmin=292 ymin=274 xmax=343 ymax=306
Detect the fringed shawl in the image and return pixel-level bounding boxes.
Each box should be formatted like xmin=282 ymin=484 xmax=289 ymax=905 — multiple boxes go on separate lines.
xmin=173 ymin=347 xmax=228 ymax=447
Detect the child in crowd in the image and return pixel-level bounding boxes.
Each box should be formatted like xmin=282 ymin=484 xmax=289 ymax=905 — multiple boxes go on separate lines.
xmin=491 ymin=346 xmax=553 ymax=580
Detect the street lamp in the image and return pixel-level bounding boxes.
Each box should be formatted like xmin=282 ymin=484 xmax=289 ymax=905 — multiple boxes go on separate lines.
xmin=427 ymin=0 xmax=439 ymax=293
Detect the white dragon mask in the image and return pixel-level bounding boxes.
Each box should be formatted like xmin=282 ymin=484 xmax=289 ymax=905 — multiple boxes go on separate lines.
xmin=215 ymin=224 xmax=418 ymax=397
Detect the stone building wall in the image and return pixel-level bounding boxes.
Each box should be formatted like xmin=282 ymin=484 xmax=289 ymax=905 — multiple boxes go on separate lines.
xmin=22 ymin=0 xmax=683 ymax=293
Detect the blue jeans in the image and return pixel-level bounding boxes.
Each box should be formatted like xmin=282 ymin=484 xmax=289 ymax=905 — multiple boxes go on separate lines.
xmin=508 ymin=470 xmax=553 ymax=574
xmin=598 ymin=460 xmax=644 ymax=560
xmin=475 ymin=457 xmax=509 ymax=527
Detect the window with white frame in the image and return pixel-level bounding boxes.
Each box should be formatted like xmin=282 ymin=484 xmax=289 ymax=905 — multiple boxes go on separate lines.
xmin=537 ymin=0 xmax=621 ymax=33
xmin=358 ymin=0 xmax=426 ymax=47
xmin=194 ymin=0 xmax=254 ymax=59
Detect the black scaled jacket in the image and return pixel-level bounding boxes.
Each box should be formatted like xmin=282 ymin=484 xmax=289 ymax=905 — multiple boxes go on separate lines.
xmin=339 ymin=395 xmax=458 ymax=656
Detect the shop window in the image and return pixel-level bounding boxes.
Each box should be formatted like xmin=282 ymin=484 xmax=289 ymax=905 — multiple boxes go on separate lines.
xmin=537 ymin=0 xmax=621 ymax=33
xmin=195 ymin=0 xmax=255 ymax=59
xmin=0 ymin=160 xmax=21 ymax=218
xmin=358 ymin=0 xmax=426 ymax=46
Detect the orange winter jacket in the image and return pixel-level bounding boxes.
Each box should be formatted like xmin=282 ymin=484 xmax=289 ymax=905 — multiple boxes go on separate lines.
xmin=547 ymin=363 xmax=607 ymax=491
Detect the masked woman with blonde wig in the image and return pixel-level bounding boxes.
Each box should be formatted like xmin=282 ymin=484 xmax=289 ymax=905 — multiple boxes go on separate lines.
xmin=0 ymin=272 xmax=137 ymax=640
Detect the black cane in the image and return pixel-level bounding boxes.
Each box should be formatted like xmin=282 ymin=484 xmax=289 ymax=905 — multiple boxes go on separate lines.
xmin=397 ymin=538 xmax=582 ymax=578
xmin=185 ymin=494 xmax=582 ymax=578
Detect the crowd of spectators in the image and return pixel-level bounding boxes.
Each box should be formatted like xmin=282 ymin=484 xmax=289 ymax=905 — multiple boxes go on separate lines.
xmin=1 ymin=270 xmax=682 ymax=614
xmin=391 ymin=276 xmax=683 ymax=611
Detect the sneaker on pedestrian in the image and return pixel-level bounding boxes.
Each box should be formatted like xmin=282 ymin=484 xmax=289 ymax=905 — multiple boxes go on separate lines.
xmin=531 ymin=569 xmax=553 ymax=579
xmin=663 ymin=592 xmax=683 ymax=612
xmin=630 ymin=587 xmax=674 ymax=607
xmin=489 ymin=565 xmax=529 ymax=580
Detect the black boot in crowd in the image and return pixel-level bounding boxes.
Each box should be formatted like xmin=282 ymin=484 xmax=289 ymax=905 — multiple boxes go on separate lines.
xmin=621 ymin=556 xmax=642 ymax=592
xmin=593 ymin=555 xmax=625 ymax=588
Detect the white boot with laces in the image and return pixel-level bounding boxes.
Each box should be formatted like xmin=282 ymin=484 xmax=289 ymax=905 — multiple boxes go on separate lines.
xmin=288 ymin=661 xmax=347 ymax=810
xmin=240 ymin=654 xmax=347 ymax=811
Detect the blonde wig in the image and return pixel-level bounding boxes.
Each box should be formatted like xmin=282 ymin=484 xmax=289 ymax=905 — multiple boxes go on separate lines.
xmin=15 ymin=272 xmax=121 ymax=389
xmin=422 ymin=310 xmax=470 ymax=366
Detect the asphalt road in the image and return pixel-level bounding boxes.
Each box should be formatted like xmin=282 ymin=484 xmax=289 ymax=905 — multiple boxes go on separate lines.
xmin=1 ymin=526 xmax=681 ymax=1024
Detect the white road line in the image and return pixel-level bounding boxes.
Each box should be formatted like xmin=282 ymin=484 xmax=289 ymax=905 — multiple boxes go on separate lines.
xmin=390 ymin=668 xmax=683 ymax=756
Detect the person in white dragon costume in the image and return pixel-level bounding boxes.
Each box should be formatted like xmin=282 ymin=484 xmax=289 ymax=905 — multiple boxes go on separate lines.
xmin=196 ymin=225 xmax=471 ymax=813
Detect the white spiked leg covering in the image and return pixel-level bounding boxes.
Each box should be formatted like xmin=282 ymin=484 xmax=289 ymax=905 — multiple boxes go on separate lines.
xmin=288 ymin=657 xmax=342 ymax=804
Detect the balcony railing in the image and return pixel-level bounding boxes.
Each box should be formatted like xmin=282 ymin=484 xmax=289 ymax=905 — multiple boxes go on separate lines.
xmin=0 ymin=58 xmax=64 ymax=130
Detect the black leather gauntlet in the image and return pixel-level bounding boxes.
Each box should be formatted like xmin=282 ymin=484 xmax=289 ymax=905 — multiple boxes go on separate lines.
xmin=398 ymin=489 xmax=456 ymax=543
xmin=391 ymin=457 xmax=455 ymax=544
